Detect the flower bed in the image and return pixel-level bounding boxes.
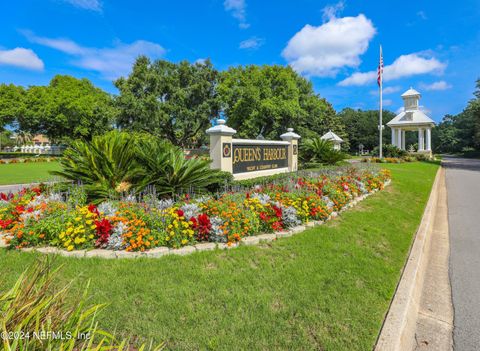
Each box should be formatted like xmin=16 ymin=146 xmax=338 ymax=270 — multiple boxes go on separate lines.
xmin=0 ymin=156 xmax=60 ymax=164
xmin=0 ymin=167 xmax=391 ymax=255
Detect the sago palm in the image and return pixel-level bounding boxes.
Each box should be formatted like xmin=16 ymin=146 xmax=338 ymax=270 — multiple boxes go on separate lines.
xmin=51 ymin=131 xmax=143 ymax=201
xmin=136 ymin=137 xmax=223 ymax=196
xmin=300 ymin=137 xmax=346 ymax=165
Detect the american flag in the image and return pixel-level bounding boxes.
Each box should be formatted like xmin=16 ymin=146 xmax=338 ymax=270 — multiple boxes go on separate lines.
xmin=377 ymin=46 xmax=383 ymax=87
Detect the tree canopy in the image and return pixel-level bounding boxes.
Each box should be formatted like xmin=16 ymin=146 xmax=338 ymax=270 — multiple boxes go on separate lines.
xmin=0 ymin=84 xmax=26 ymax=130
xmin=433 ymin=79 xmax=480 ymax=153
xmin=338 ymin=108 xmax=396 ymax=152
xmin=218 ymin=64 xmax=346 ymax=144
xmin=114 ymin=59 xmax=347 ymax=148
xmin=0 ymin=75 xmax=116 ymax=143
xmin=115 ymin=56 xmax=220 ymax=148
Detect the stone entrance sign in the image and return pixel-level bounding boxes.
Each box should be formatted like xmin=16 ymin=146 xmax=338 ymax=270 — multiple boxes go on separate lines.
xmin=206 ymin=119 xmax=300 ymax=180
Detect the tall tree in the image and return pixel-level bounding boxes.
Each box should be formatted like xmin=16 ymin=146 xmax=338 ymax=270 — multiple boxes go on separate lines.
xmin=0 ymin=84 xmax=26 ymax=130
xmin=20 ymin=75 xmax=116 ymax=143
xmin=115 ymin=56 xmax=220 ymax=148
xmin=218 ymin=65 xmax=345 ymax=144
xmin=338 ymin=108 xmax=396 ymax=152
xmin=432 ymin=78 xmax=480 ymax=153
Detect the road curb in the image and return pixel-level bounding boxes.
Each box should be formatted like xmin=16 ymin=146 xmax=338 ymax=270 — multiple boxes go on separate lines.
xmin=375 ymin=167 xmax=443 ymax=351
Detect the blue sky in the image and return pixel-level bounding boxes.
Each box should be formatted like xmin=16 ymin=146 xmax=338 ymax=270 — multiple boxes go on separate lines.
xmin=1 ymin=0 xmax=479 ymax=121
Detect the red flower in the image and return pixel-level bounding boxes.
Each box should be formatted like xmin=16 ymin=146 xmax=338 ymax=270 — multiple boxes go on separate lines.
xmin=245 ymin=192 xmax=250 ymax=199
xmin=94 ymin=218 xmax=113 ymax=247
xmin=177 ymin=209 xmax=185 ymax=217
xmin=31 ymin=187 xmax=42 ymax=196
xmin=14 ymin=205 xmax=25 ymax=214
xmin=259 ymin=212 xmax=269 ymax=221
xmin=0 ymin=219 xmax=13 ymax=229
xmin=192 ymin=213 xmax=211 ymax=241
xmin=272 ymin=205 xmax=282 ymax=218
xmin=88 ymin=203 xmax=99 ymax=215
xmin=272 ymin=221 xmax=283 ymax=231
xmin=0 ymin=193 xmax=13 ymax=201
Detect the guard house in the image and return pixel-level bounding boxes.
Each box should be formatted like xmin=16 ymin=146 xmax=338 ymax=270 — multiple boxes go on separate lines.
xmin=321 ymin=130 xmax=344 ymax=151
xmin=387 ymin=88 xmax=435 ymax=154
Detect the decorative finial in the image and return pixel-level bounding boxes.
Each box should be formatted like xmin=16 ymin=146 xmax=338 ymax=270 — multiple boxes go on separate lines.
xmin=287 ymin=128 xmax=293 ymax=132
xmin=217 ymin=118 xmax=226 ymax=125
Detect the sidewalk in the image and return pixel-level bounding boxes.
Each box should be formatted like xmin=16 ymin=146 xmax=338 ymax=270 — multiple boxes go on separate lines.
xmin=412 ymin=167 xmax=453 ymax=350
xmin=375 ymin=167 xmax=453 ymax=351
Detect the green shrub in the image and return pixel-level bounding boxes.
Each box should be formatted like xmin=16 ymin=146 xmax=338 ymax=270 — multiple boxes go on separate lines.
xmin=300 ymin=137 xmax=346 ymax=165
xmin=372 ymin=144 xmax=407 ymax=158
xmin=51 ymin=131 xmax=142 ymax=202
xmin=413 ymin=153 xmax=432 ymax=161
xmin=136 ymin=135 xmax=224 ymax=196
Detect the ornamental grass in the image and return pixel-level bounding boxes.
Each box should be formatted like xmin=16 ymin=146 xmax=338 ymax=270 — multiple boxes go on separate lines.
xmin=0 ymin=258 xmax=164 ymax=350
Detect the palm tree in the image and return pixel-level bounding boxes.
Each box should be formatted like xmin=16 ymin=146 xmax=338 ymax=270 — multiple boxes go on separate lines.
xmin=300 ymin=137 xmax=346 ymax=165
xmin=15 ymin=131 xmax=33 ymax=146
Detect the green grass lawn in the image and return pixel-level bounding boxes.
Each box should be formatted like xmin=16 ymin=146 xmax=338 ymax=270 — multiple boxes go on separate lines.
xmin=0 ymin=162 xmax=438 ymax=350
xmin=0 ymin=161 xmax=62 ymax=185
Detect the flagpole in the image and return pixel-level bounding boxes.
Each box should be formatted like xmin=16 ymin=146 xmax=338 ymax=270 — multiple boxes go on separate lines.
xmin=379 ymin=46 xmax=383 ymax=159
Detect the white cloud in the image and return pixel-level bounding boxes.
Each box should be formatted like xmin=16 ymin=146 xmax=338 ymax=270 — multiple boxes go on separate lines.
xmin=383 ymin=86 xmax=402 ymax=94
xmin=21 ymin=30 xmax=85 ymax=54
xmin=370 ymin=85 xmax=402 ymax=95
xmin=339 ymin=53 xmax=446 ymax=86
xmin=224 ymin=0 xmax=249 ymax=29
xmin=282 ymin=14 xmax=376 ymax=77
xmin=23 ymin=32 xmax=165 ymax=79
xmin=322 ymin=1 xmax=345 ymax=21
xmin=239 ymin=37 xmax=264 ymax=50
xmin=420 ymin=80 xmax=452 ymax=91
xmin=417 ymin=11 xmax=427 ymax=20
xmin=0 ymin=47 xmax=44 ymax=70
xmin=63 ymin=0 xmax=102 ymax=11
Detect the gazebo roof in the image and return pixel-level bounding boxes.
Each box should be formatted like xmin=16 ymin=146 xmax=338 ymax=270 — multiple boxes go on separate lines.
xmin=321 ymin=130 xmax=343 ymax=143
xmin=401 ymin=87 xmax=421 ymax=97
xmin=387 ymin=110 xmax=435 ymax=127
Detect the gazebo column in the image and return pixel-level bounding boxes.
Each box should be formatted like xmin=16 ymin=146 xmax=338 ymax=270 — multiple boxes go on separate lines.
xmin=418 ymin=128 xmax=424 ymax=151
xmin=397 ymin=129 xmax=402 ymax=149
xmin=391 ymin=128 xmax=396 ymax=147
xmin=401 ymin=130 xmax=406 ymax=150
xmin=426 ymin=128 xmax=431 ymax=151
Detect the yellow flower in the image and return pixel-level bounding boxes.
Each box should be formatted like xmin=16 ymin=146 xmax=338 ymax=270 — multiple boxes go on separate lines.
xmin=86 ymin=219 xmax=93 ymax=225
xmin=181 ymin=239 xmax=188 ymax=245
xmin=67 ymin=245 xmax=74 ymax=251
xmin=74 ymin=217 xmax=81 ymax=222
xmin=59 ymin=232 xmax=65 ymax=239
xmin=90 ymin=225 xmax=96 ymax=229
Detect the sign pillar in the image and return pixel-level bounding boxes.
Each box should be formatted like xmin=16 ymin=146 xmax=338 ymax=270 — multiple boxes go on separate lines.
xmin=206 ymin=119 xmax=237 ymax=173
xmin=280 ymin=128 xmax=301 ymax=172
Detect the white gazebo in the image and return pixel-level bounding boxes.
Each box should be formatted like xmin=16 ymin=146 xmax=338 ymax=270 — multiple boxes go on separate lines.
xmin=321 ymin=130 xmax=344 ymax=150
xmin=387 ymin=88 xmax=435 ymax=154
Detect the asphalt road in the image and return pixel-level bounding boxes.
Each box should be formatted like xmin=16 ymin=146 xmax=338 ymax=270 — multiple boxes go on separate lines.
xmin=444 ymin=157 xmax=480 ymax=351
